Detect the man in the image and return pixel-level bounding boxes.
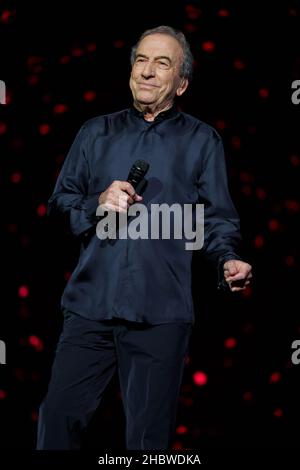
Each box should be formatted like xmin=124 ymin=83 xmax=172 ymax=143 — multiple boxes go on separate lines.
xmin=37 ymin=26 xmax=252 ymax=450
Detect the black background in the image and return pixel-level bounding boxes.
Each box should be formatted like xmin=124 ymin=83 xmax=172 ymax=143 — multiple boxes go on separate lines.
xmin=0 ymin=0 xmax=299 ymax=451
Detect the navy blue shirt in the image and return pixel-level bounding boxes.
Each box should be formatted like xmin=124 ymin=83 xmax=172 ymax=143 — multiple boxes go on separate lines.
xmin=48 ymin=106 xmax=242 ymax=325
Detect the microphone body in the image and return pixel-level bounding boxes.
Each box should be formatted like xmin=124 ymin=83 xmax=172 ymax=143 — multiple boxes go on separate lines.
xmin=102 ymin=159 xmax=149 ymax=234
xmin=126 ymin=159 xmax=150 ymax=190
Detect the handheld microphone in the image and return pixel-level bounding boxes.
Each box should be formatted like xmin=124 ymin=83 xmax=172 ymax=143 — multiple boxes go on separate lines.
xmin=127 ymin=159 xmax=149 ymax=190
xmin=102 ymin=159 xmax=149 ymax=234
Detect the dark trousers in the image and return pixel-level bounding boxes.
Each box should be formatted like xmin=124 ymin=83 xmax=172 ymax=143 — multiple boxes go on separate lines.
xmin=37 ymin=310 xmax=192 ymax=450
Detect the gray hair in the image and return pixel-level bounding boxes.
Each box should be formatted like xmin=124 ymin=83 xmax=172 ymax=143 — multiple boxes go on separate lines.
xmin=130 ymin=25 xmax=193 ymax=81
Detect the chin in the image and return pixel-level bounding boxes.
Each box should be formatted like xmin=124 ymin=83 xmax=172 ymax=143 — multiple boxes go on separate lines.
xmin=137 ymin=100 xmax=155 ymax=106
xmin=136 ymin=91 xmax=156 ymax=102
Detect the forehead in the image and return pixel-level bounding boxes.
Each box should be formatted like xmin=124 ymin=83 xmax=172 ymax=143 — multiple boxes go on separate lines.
xmin=136 ymin=33 xmax=182 ymax=61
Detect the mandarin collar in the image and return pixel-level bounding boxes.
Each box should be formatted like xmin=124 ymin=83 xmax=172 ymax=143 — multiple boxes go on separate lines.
xmin=130 ymin=104 xmax=178 ymax=122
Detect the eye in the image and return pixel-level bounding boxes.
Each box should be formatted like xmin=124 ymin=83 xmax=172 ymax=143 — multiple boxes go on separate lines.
xmin=158 ymin=61 xmax=169 ymax=68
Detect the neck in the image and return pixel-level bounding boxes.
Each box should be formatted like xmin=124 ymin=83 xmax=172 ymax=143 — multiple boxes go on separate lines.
xmin=133 ymin=101 xmax=174 ymax=122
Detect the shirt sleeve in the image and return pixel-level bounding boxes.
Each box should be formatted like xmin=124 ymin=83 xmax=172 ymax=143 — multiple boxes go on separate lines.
xmin=47 ymin=125 xmax=101 ymax=238
xmin=197 ymin=130 xmax=242 ymax=289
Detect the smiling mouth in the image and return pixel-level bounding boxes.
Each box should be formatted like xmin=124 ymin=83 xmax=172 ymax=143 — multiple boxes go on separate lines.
xmin=138 ymin=83 xmax=158 ymax=88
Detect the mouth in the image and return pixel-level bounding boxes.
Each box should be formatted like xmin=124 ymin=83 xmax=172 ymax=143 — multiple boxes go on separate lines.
xmin=138 ymin=83 xmax=158 ymax=88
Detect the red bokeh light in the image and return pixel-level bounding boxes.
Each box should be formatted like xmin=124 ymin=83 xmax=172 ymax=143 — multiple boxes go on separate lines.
xmin=14 ymin=368 xmax=26 ymax=381
xmin=31 ymin=410 xmax=39 ymax=422
xmin=64 ymin=271 xmax=72 ymax=281
xmin=256 ymin=188 xmax=266 ymax=200
xmin=114 ymin=40 xmax=125 ymax=49
xmin=285 ymin=200 xmax=300 ymax=212
xmin=233 ymin=59 xmax=246 ymax=70
xmin=84 ymin=90 xmax=97 ymax=102
xmin=11 ymin=172 xmax=22 ymax=184
xmin=28 ymin=75 xmax=39 ymax=86
xmin=185 ymin=4 xmax=202 ymax=20
xmin=243 ymin=391 xmax=253 ymax=401
xmin=285 ymin=256 xmax=295 ymax=267
xmin=218 ymin=9 xmax=230 ymax=17
xmin=240 ymin=172 xmax=254 ymax=183
xmin=232 ymin=136 xmax=241 ymax=149
xmin=215 ymin=120 xmax=226 ymax=130
xmin=172 ymin=441 xmax=183 ymax=450
xmin=18 ymin=285 xmax=29 ymax=298
xmin=290 ymin=154 xmax=300 ymax=166
xmin=259 ymin=88 xmax=269 ymax=98
xmin=1 ymin=9 xmax=13 ymax=23
xmin=39 ymin=124 xmax=50 ymax=135
xmin=0 ymin=390 xmax=7 ymax=400
xmin=87 ymin=43 xmax=97 ymax=52
xmin=242 ymin=286 xmax=252 ymax=298
xmin=0 ymin=122 xmax=7 ymax=135
xmin=181 ymin=397 xmax=194 ymax=407
xmin=268 ymin=219 xmax=279 ymax=231
xmin=28 ymin=335 xmax=44 ymax=352
xmin=241 ymin=185 xmax=252 ymax=196
xmin=37 ymin=204 xmax=47 ymax=217
xmin=71 ymin=47 xmax=84 ymax=57
xmin=254 ymin=235 xmax=264 ymax=248
xmin=184 ymin=23 xmax=198 ymax=33
xmin=224 ymin=337 xmax=237 ymax=349
xmin=269 ymin=371 xmax=281 ymax=384
xmin=60 ymin=56 xmax=71 ymax=65
xmin=53 ymin=104 xmax=68 ymax=114
xmin=176 ymin=425 xmax=188 ymax=435
xmin=193 ymin=371 xmax=208 ymax=387
xmin=202 ymin=41 xmax=215 ymax=53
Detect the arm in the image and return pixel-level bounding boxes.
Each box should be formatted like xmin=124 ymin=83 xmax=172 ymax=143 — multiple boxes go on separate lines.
xmin=197 ymin=130 xmax=252 ymax=290
xmin=48 ymin=125 xmax=143 ymax=239
xmin=47 ymin=125 xmax=101 ymax=238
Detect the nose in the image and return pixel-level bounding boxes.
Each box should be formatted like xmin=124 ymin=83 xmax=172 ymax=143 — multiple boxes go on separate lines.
xmin=141 ymin=61 xmax=156 ymax=79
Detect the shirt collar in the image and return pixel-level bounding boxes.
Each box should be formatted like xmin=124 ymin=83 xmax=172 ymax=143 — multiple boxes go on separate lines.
xmin=130 ymin=104 xmax=179 ymax=122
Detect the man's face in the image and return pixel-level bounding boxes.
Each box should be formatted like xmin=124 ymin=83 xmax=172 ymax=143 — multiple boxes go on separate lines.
xmin=129 ymin=33 xmax=188 ymax=110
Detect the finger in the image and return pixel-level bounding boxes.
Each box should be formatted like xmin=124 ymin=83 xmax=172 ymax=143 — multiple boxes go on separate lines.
xmin=114 ymin=193 xmax=131 ymax=209
xmin=111 ymin=204 xmax=128 ymax=213
xmin=99 ymin=202 xmax=114 ymax=211
xmin=119 ymin=201 xmax=128 ymax=211
xmin=102 ymin=203 xmax=126 ymax=213
xmin=118 ymin=181 xmax=136 ymax=197
xmin=111 ymin=197 xmax=128 ymax=211
xmin=224 ymin=266 xmax=238 ymax=275
xmin=226 ymin=272 xmax=247 ymax=282
xmin=224 ymin=261 xmax=238 ymax=274
xmin=231 ymin=286 xmax=246 ymax=292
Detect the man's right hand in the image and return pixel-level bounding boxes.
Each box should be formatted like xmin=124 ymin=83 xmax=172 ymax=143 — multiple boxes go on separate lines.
xmin=98 ymin=180 xmax=143 ymax=213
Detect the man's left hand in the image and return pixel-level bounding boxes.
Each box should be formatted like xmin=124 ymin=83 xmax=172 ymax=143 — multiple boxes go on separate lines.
xmin=223 ymin=260 xmax=252 ymax=292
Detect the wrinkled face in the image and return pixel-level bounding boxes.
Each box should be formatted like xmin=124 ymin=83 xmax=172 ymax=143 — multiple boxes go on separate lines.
xmin=129 ymin=33 xmax=188 ymax=109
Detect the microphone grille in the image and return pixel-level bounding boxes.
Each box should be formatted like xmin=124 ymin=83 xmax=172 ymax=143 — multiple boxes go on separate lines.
xmin=133 ymin=159 xmax=149 ymax=174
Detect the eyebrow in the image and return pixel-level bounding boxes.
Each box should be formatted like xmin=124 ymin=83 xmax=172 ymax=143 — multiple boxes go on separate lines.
xmin=135 ymin=54 xmax=172 ymax=63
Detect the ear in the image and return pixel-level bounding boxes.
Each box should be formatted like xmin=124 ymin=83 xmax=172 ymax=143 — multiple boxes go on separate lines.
xmin=176 ymin=78 xmax=189 ymax=97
